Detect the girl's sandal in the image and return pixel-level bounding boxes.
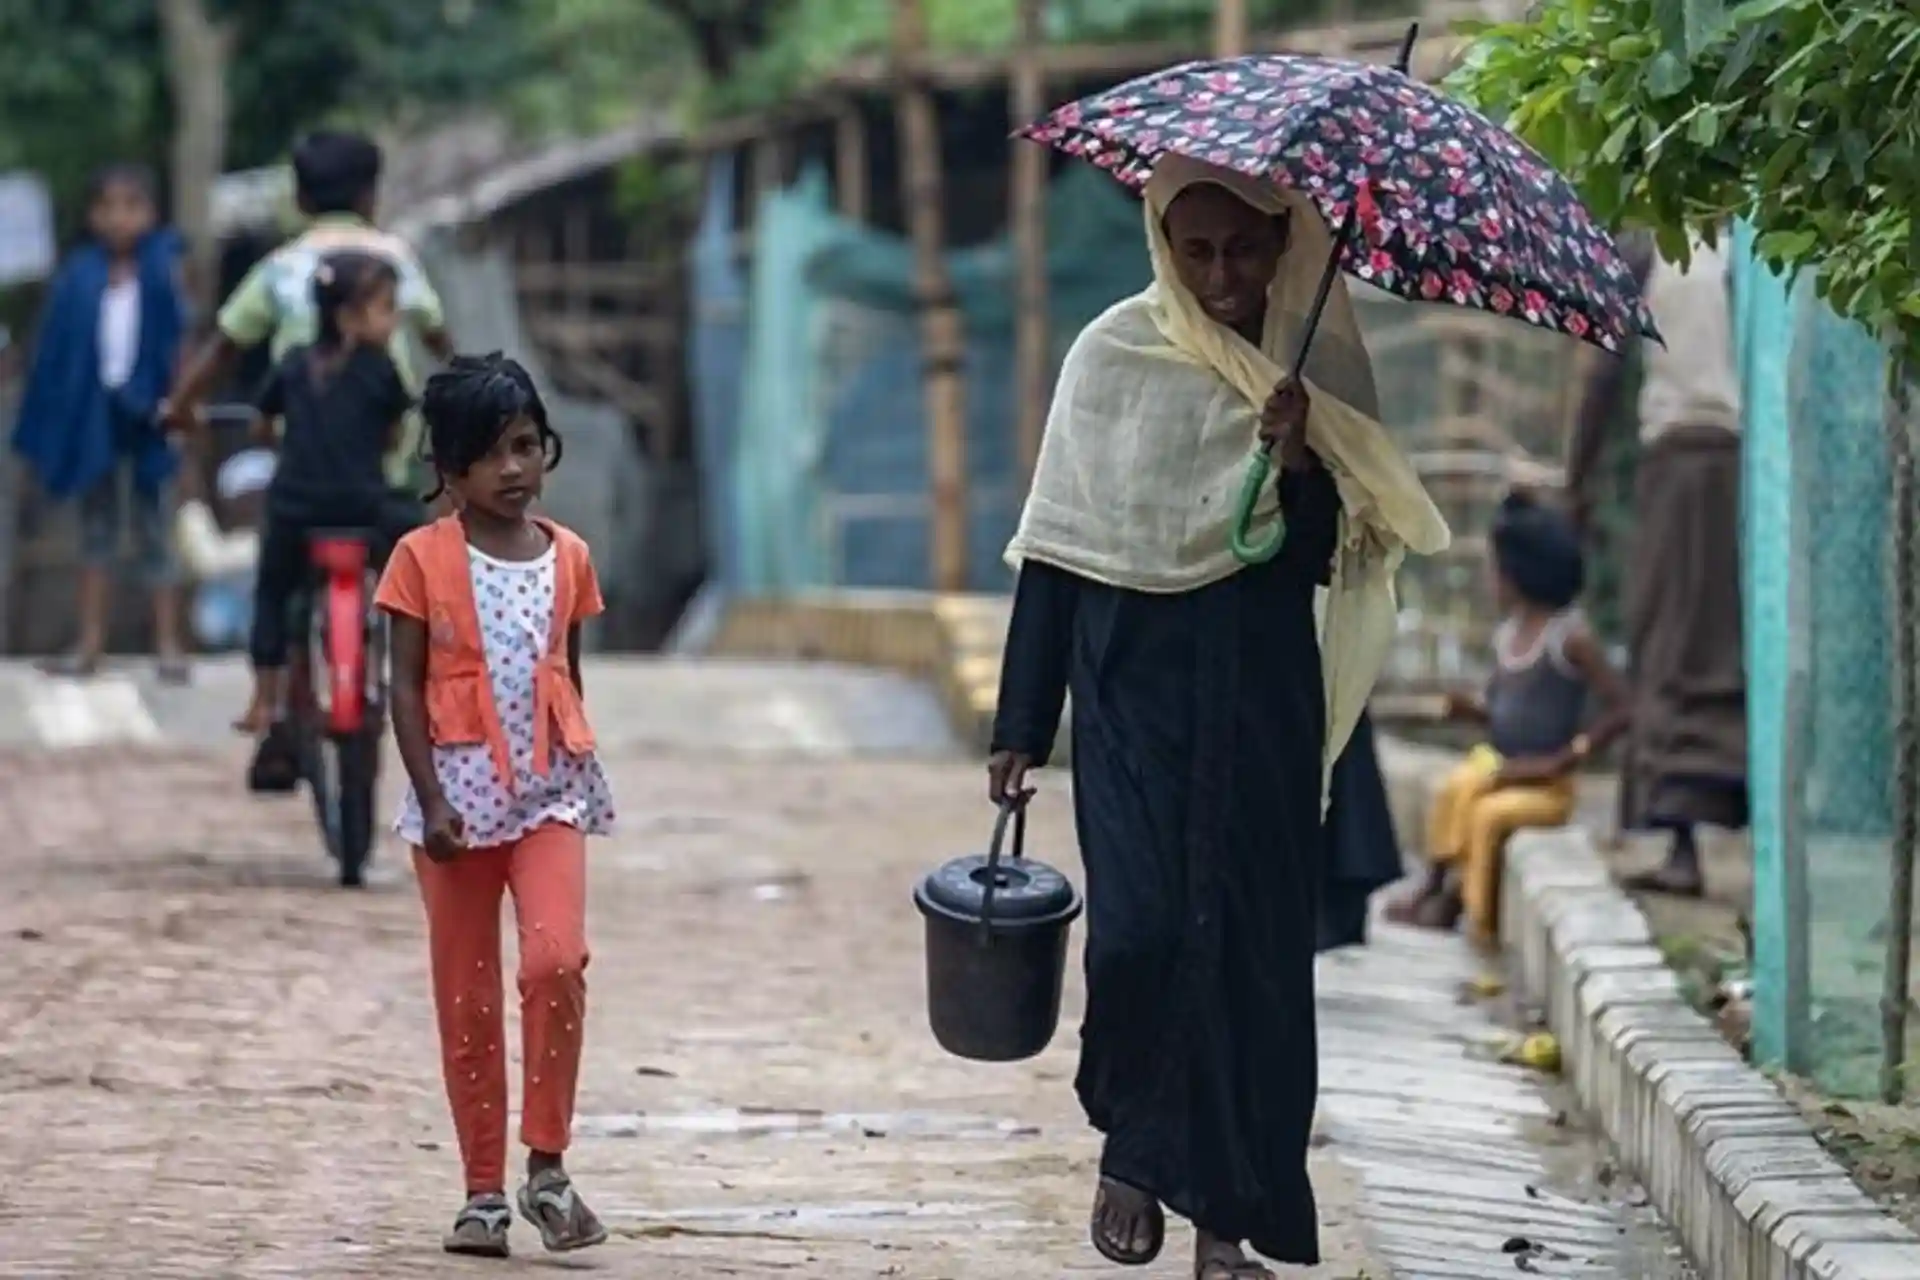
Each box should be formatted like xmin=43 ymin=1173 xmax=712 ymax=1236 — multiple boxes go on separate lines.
xmin=517 ymin=1167 xmax=609 ymax=1253
xmin=444 ymin=1192 xmax=512 ymax=1258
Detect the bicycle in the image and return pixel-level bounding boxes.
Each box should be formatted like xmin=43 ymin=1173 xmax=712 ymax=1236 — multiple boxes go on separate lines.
xmin=271 ymin=527 xmax=387 ymax=887
xmin=196 ymin=404 xmax=388 ymax=888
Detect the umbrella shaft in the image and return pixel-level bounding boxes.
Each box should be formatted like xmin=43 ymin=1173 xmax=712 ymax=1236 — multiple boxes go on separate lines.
xmin=1287 ymin=199 xmax=1361 ymax=386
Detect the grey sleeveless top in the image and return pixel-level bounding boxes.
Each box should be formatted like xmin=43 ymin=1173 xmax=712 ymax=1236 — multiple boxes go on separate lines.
xmin=1485 ymin=610 xmax=1589 ymax=758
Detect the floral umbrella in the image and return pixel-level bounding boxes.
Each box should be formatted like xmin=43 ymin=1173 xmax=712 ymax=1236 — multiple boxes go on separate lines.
xmin=1017 ymin=29 xmax=1658 ymax=358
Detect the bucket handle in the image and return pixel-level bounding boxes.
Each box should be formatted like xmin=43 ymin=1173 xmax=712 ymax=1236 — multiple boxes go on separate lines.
xmin=977 ymin=797 xmax=1028 ymax=947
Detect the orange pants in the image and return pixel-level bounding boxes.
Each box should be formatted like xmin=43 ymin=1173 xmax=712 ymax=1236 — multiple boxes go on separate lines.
xmin=1427 ymin=748 xmax=1575 ymax=945
xmin=415 ymin=822 xmax=589 ymax=1194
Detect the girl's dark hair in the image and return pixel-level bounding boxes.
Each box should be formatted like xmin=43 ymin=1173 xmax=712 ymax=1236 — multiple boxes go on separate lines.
xmin=419 ymin=352 xmax=562 ymax=501
xmin=86 ymin=162 xmax=158 ymax=208
xmin=1491 ymin=488 xmax=1585 ymax=610
xmin=311 ymin=250 xmax=398 ymax=350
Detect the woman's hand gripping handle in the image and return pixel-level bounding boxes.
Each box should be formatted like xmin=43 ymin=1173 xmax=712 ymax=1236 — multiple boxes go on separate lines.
xmin=987 ymin=750 xmax=1036 ymax=807
xmin=1258 ymin=378 xmax=1311 ymax=471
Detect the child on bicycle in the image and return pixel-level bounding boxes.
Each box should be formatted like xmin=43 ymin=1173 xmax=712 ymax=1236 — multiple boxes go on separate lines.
xmin=166 ymin=129 xmax=451 ymax=510
xmin=375 ymin=353 xmax=614 ymax=1259
xmin=236 ymin=250 xmax=410 ymax=738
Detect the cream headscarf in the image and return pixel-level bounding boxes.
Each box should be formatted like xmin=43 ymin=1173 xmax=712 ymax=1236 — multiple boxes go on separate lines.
xmin=1005 ymin=155 xmax=1450 ymax=796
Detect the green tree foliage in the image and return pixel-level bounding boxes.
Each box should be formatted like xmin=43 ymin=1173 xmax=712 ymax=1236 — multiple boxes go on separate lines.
xmin=694 ymin=0 xmax=1406 ymax=116
xmin=504 ymin=0 xmax=699 ymax=135
xmin=0 ymin=0 xmax=590 ymax=225
xmin=219 ymin=0 xmax=538 ymax=165
xmin=1447 ymin=0 xmax=1920 ymax=364
xmin=0 ymin=5 xmax=165 ymax=236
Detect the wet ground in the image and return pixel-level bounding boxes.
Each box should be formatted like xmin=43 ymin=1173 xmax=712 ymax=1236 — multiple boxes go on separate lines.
xmin=1318 ymin=930 xmax=1694 ymax=1279
xmin=0 ymin=657 xmax=1693 ymax=1278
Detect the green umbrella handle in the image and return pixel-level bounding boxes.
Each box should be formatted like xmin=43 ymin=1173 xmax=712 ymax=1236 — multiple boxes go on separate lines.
xmin=1229 ymin=446 xmax=1288 ymax=565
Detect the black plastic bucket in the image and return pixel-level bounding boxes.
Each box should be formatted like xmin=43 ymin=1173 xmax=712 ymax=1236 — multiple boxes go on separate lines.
xmin=913 ymin=800 xmax=1083 ymax=1062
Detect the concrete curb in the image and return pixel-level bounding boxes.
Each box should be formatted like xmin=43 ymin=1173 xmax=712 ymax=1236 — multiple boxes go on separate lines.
xmin=1501 ymin=825 xmax=1920 ymax=1280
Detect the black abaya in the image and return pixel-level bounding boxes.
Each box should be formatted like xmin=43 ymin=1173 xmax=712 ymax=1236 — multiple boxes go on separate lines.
xmin=991 ymin=462 xmax=1340 ymax=1266
xmin=1318 ymin=711 xmax=1404 ymax=952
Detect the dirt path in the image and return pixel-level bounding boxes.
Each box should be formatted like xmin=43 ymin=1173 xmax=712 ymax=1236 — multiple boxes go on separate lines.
xmin=0 ymin=745 xmax=1381 ymax=1279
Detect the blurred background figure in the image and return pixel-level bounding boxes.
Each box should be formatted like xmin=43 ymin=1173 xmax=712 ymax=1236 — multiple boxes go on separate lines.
xmin=177 ymin=444 xmax=273 ymax=653
xmin=10 ymin=163 xmax=190 ymax=679
xmin=1319 ymin=711 xmax=1404 ymax=952
xmin=1568 ymin=235 xmax=1748 ymax=899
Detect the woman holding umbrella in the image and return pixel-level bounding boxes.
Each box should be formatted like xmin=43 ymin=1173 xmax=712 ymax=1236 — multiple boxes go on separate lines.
xmin=987 ymin=35 xmax=1652 ymax=1278
xmin=989 ymin=154 xmax=1447 ymax=1276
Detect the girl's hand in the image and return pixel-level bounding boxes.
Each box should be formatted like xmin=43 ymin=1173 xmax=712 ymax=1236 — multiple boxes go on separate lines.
xmin=421 ymin=795 xmax=467 ymax=861
xmin=1259 ymin=380 xmax=1311 ymax=471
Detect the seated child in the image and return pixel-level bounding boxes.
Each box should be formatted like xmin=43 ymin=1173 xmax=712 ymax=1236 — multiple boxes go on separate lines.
xmin=1387 ymin=489 xmax=1629 ymax=945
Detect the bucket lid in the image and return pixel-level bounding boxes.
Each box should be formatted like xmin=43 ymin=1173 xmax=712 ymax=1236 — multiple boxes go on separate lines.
xmin=915 ymin=852 xmax=1080 ymax=926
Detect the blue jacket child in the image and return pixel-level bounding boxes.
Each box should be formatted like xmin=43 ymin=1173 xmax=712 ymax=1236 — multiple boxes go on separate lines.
xmin=10 ymin=164 xmax=192 ymax=675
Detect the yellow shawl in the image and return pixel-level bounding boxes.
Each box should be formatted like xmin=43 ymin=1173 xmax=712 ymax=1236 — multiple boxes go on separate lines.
xmin=1005 ymin=155 xmax=1450 ymax=796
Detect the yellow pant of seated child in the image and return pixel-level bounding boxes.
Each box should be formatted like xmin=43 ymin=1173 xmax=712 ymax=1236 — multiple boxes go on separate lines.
xmin=1424 ymin=745 xmax=1575 ymax=945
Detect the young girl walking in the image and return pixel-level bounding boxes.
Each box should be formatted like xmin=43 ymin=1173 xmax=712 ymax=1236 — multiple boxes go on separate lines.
xmin=375 ymin=353 xmax=615 ymax=1258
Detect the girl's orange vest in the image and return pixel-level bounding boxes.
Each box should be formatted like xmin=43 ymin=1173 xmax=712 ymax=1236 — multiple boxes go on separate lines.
xmin=377 ymin=514 xmax=599 ymax=793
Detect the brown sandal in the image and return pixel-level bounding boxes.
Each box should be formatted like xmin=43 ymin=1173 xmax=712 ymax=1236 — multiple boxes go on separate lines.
xmin=1196 ymin=1242 xmax=1275 ymax=1279
xmin=1091 ymin=1176 xmax=1165 ymax=1265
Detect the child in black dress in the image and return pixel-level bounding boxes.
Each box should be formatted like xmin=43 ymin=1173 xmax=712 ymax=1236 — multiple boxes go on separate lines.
xmin=236 ymin=250 xmax=411 ymax=735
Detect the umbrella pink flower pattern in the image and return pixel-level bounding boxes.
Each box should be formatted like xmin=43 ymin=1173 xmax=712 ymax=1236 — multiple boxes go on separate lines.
xmin=1020 ymin=54 xmax=1657 ymax=353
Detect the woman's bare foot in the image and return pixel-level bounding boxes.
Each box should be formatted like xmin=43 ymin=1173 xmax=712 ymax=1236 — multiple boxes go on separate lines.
xmin=1195 ymin=1231 xmax=1275 ymax=1278
xmin=1090 ymin=1175 xmax=1164 ymax=1265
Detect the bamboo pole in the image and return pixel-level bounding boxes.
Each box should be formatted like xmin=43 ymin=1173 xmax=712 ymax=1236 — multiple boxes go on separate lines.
xmin=893 ymin=0 xmax=970 ymax=591
xmin=1010 ymin=0 xmax=1049 ymax=486
xmin=833 ymin=104 xmax=870 ymax=221
xmin=1213 ymin=0 xmax=1251 ymax=57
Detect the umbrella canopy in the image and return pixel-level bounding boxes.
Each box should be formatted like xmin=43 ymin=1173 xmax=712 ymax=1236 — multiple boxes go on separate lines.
xmin=1019 ymin=53 xmax=1657 ymax=354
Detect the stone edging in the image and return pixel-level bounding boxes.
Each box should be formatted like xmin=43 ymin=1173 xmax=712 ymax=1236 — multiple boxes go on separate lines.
xmin=1501 ymin=826 xmax=1920 ymax=1280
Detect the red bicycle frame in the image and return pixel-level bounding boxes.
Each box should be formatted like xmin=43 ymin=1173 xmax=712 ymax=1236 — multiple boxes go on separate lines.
xmin=309 ymin=535 xmax=370 ymax=736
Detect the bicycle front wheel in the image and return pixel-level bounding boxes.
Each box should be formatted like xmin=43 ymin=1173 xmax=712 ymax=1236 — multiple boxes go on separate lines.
xmin=332 ymin=730 xmax=379 ymax=888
